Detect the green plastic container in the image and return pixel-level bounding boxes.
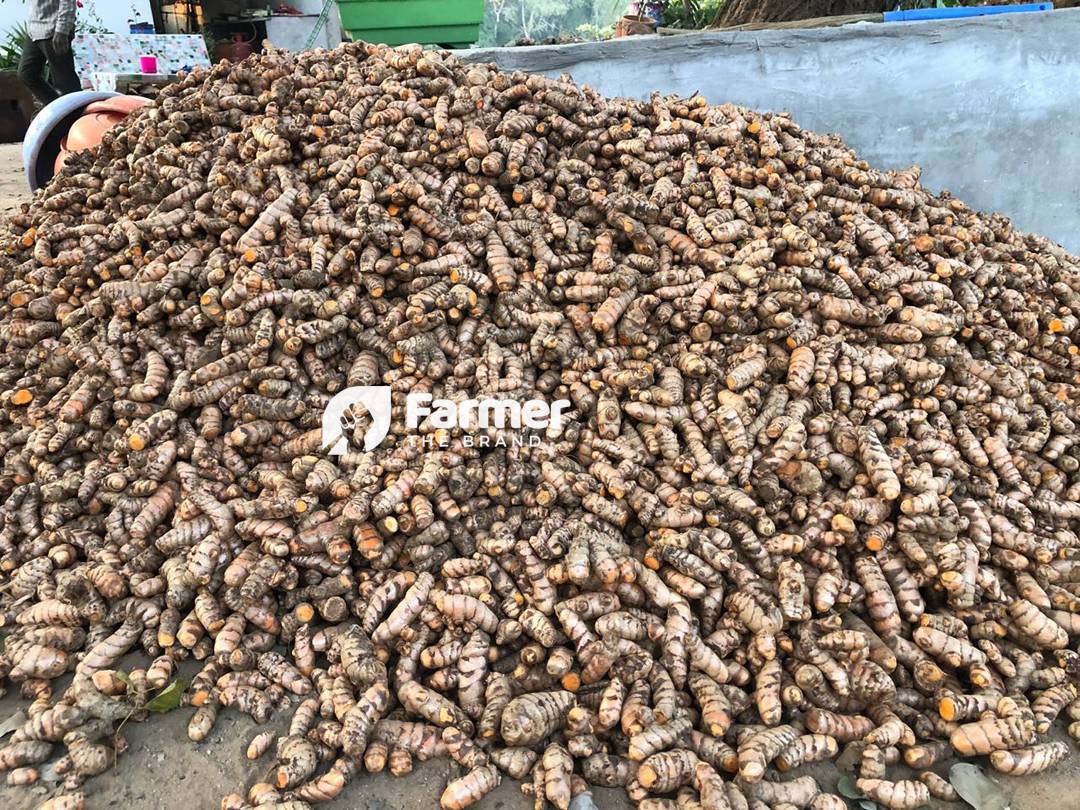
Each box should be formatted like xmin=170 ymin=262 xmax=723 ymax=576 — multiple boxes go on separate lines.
xmin=336 ymin=0 xmax=484 ymax=48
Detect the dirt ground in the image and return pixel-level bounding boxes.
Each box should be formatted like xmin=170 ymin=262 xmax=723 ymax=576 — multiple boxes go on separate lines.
xmin=0 ymin=666 xmax=1075 ymax=810
xmin=1 ymin=142 xmax=1080 ymax=809
xmin=0 ymin=143 xmax=27 ymax=221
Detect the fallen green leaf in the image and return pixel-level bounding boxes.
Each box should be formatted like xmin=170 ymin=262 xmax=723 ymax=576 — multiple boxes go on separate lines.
xmin=113 ymin=670 xmax=137 ymax=700
xmin=144 ymin=678 xmax=185 ymax=713
xmin=949 ymin=763 xmax=1011 ymax=810
xmin=858 ymin=801 xmax=879 ymax=810
xmin=837 ymin=775 xmax=865 ymax=800
xmin=0 ymin=709 xmax=24 ymax=738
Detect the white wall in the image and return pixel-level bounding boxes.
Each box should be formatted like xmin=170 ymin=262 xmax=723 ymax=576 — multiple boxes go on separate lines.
xmin=0 ymin=0 xmax=155 ymax=40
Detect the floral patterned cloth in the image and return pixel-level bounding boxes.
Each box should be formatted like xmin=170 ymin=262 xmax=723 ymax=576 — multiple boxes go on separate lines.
xmin=73 ymin=34 xmax=211 ymax=90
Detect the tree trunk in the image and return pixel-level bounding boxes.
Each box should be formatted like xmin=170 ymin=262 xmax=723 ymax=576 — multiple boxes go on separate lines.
xmin=713 ymin=0 xmax=1077 ymax=27
xmin=712 ymin=0 xmax=889 ymax=27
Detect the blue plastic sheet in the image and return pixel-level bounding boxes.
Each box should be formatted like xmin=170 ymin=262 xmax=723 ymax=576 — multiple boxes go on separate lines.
xmin=884 ymin=3 xmax=1053 ymax=22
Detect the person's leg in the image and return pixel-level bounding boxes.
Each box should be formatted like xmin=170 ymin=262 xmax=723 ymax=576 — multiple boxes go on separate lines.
xmin=17 ymin=36 xmax=58 ymax=106
xmin=42 ymin=37 xmax=82 ymax=95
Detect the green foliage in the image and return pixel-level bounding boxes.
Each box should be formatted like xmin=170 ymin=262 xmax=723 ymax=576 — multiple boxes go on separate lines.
xmin=479 ymin=0 xmax=625 ymax=46
xmin=663 ymin=0 xmax=724 ymax=29
xmin=477 ymin=0 xmax=989 ymax=42
xmin=835 ymin=775 xmax=863 ymax=799
xmin=835 ymin=776 xmax=880 ymax=810
xmin=575 ymin=22 xmax=615 ymax=40
xmin=112 ymin=672 xmax=185 ymax=714
xmin=0 ymin=23 xmax=27 ymax=72
xmin=144 ymin=678 xmax=185 ymax=713
xmin=76 ymin=2 xmax=113 ymax=35
xmin=115 ymin=670 xmax=136 ymax=692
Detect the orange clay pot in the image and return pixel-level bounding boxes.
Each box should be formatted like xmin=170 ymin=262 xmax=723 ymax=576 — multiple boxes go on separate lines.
xmin=85 ymin=96 xmax=151 ymax=116
xmin=53 ymin=96 xmax=151 ymax=174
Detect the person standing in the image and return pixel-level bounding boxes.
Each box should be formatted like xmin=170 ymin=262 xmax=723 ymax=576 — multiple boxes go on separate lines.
xmin=18 ymin=0 xmax=82 ymax=106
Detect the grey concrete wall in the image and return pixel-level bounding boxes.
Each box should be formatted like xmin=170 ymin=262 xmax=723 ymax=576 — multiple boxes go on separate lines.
xmin=464 ymin=10 xmax=1080 ymax=251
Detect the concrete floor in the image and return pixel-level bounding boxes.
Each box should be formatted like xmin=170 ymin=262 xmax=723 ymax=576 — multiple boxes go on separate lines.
xmin=2 ymin=140 xmax=1080 ymax=809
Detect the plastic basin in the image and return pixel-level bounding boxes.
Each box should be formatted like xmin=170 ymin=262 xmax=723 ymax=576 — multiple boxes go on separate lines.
xmin=22 ymin=90 xmax=119 ymax=191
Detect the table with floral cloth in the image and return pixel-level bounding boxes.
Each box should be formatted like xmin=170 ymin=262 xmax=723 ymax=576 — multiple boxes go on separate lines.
xmin=73 ymin=34 xmax=212 ymax=92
